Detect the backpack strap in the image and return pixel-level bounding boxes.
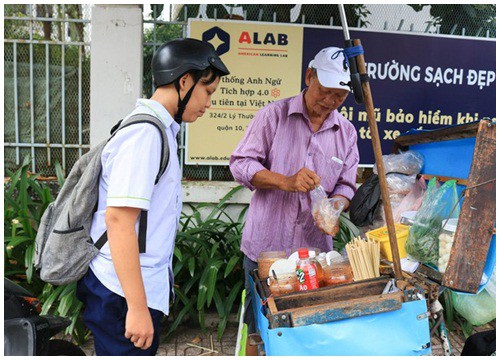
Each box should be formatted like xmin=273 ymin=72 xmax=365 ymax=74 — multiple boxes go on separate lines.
xmin=94 ymin=113 xmax=171 ymax=253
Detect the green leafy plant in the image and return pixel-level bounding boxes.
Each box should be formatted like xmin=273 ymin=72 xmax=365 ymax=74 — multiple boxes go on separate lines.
xmin=333 ymin=213 xmax=360 ymax=252
xmin=4 ymin=156 xmax=89 ymax=344
xmin=167 ymin=186 xmax=247 ymax=341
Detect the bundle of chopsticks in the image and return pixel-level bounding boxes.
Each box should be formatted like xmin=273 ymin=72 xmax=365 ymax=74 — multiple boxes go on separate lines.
xmin=345 ymin=236 xmax=380 ymax=281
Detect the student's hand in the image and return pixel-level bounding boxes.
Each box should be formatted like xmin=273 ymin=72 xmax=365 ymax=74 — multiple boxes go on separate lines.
xmin=124 ymin=306 xmax=154 ymax=350
xmin=281 ymin=167 xmax=320 ymax=192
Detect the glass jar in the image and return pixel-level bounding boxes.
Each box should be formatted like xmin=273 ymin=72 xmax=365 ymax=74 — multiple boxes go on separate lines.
xmin=257 ymin=251 xmax=287 ymax=280
xmin=322 ymin=260 xmax=354 ymax=286
xmin=438 ymin=218 xmax=458 ymax=273
xmin=268 ymin=272 xmax=299 ymax=296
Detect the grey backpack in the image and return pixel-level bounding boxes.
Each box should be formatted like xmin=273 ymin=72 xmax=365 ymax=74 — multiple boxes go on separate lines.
xmin=34 ymin=114 xmax=170 ymax=285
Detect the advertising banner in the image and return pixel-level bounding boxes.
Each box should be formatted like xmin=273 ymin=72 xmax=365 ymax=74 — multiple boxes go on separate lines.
xmin=187 ymin=19 xmax=496 ymax=166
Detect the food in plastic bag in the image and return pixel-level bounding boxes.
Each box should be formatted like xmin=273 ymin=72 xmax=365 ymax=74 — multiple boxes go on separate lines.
xmin=438 ymin=218 xmax=458 ymax=273
xmin=393 ymin=177 xmax=427 ymax=223
xmin=310 ymin=186 xmax=344 ymax=236
xmin=386 ymin=173 xmax=417 ymax=194
xmin=405 ymin=178 xmax=460 ymax=265
xmin=451 ymin=289 xmax=496 ymax=326
xmin=373 ymin=150 xmax=424 ymax=175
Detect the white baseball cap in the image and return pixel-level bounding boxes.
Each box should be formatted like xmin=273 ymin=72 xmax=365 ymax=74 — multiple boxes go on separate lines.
xmin=308 ymin=47 xmax=351 ymax=91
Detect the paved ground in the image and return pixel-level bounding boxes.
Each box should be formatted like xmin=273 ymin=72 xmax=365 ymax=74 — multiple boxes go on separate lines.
xmin=81 ymin=313 xmax=239 ymax=356
xmin=80 ymin=315 xmax=495 ymax=356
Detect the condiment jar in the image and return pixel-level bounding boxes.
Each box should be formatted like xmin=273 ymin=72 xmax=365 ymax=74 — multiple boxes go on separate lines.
xmin=438 ymin=218 xmax=458 ymax=273
xmin=322 ymin=260 xmax=354 ymax=286
xmin=268 ymin=272 xmax=299 ymax=296
xmin=257 ymin=251 xmax=287 ymax=280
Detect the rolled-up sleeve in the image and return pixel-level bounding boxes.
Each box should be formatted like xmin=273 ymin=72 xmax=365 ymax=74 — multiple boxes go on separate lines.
xmin=230 ymin=107 xmax=277 ymax=191
xmin=331 ymin=127 xmax=359 ymax=201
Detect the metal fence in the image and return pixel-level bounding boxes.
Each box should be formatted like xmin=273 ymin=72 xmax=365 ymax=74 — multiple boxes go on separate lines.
xmin=4 ymin=4 xmax=91 ymax=176
xmin=4 ymin=4 xmax=495 ymax=179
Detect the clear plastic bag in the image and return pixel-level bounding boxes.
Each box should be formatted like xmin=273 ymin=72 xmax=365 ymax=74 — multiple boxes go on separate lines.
xmin=373 ymin=150 xmax=424 ymax=175
xmin=393 ymin=176 xmax=427 ymax=223
xmin=405 ymin=178 xmax=460 ymax=265
xmin=311 ymin=186 xmax=344 ymax=236
xmin=386 ymin=173 xmax=417 ymax=194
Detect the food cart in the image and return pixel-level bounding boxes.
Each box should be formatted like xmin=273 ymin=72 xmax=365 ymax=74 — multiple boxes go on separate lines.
xmin=240 ymin=4 xmax=495 ymax=354
xmin=247 ymin=119 xmax=495 ymax=356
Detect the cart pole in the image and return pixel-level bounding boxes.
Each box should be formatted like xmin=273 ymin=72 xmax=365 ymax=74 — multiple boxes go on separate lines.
xmin=337 ymin=5 xmax=403 ymax=280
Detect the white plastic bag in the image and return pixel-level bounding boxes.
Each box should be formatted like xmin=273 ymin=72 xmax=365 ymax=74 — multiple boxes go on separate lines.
xmin=310 ymin=186 xmax=344 ymax=236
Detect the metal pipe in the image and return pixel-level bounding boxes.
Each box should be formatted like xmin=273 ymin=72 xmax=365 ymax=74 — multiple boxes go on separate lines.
xmin=78 ymin=45 xmax=83 ymax=158
xmin=4 ymin=142 xmax=91 ymax=149
xmin=5 ymin=39 xmax=88 ymax=46
xmin=337 ymin=4 xmax=350 ymax=40
xmin=13 ymin=43 xmax=20 ymax=165
xmin=46 ymin=43 xmax=51 ymax=167
xmin=61 ymin=42 xmax=66 ymax=171
xmin=29 ymin=4 xmax=35 ymax=172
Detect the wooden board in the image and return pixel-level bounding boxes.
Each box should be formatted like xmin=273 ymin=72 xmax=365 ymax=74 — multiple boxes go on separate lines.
xmin=393 ymin=121 xmax=480 ymax=152
xmin=274 ymin=276 xmax=390 ymax=310
xmin=442 ymin=120 xmax=496 ymax=292
xmin=270 ymin=292 xmax=403 ymax=328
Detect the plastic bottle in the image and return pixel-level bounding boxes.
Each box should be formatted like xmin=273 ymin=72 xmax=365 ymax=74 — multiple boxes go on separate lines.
xmin=296 ymin=248 xmax=319 ymax=291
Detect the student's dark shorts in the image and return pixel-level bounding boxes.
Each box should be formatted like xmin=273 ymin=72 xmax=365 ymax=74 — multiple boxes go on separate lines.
xmin=76 ymin=269 xmax=164 ymax=356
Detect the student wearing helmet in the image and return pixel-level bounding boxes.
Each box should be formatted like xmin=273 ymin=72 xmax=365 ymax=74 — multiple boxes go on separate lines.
xmin=230 ymin=47 xmax=359 ymax=333
xmin=76 ymin=38 xmax=229 ymax=356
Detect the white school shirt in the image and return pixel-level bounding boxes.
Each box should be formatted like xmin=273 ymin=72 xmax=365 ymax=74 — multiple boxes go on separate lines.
xmin=89 ymin=99 xmax=182 ymax=315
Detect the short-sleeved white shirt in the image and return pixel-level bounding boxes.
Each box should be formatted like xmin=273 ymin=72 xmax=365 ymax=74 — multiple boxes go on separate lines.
xmin=89 ymin=99 xmax=181 ymax=315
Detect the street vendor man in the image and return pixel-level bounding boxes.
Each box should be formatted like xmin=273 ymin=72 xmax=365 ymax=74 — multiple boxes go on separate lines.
xmin=229 ymin=46 xmax=360 ymax=332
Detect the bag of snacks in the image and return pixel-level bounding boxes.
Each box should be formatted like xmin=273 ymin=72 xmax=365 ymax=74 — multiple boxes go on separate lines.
xmin=310 ymin=186 xmax=344 ymax=236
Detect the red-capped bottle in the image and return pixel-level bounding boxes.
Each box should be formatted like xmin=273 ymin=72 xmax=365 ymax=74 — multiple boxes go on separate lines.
xmin=296 ymin=248 xmax=319 ymax=291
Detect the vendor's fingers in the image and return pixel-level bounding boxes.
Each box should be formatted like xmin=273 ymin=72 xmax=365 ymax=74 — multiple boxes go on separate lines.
xmin=303 ymin=168 xmax=321 ymax=185
xmin=297 ymin=184 xmax=309 ymax=193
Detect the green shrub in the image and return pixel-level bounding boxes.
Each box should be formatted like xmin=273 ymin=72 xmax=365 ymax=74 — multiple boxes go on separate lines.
xmin=4 ymin=156 xmax=89 ymax=344
xmin=168 ymin=186 xmax=247 ymax=340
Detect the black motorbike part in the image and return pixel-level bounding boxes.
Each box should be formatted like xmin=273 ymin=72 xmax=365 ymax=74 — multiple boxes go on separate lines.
xmin=48 ymin=339 xmax=87 ymax=356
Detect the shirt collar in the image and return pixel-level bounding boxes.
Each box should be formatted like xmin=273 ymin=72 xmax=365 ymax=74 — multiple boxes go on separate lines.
xmin=287 ymin=89 xmax=340 ymax=131
xmin=136 ymin=99 xmax=180 ymax=135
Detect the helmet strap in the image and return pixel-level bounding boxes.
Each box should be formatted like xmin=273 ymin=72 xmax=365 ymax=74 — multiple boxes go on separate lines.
xmin=174 ymin=72 xmax=203 ymax=123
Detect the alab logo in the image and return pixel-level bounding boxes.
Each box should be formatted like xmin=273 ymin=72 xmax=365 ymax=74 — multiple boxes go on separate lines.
xmin=202 ymin=27 xmax=230 ymax=56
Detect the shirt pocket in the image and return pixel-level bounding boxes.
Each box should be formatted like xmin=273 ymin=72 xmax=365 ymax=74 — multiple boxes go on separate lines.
xmin=320 ymin=156 xmax=344 ymax=194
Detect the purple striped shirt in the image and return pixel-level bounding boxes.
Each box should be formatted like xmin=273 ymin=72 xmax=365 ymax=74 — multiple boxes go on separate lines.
xmin=230 ymin=91 xmax=360 ymax=262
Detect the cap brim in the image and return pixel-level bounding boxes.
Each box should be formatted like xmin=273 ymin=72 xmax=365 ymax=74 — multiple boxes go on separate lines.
xmin=316 ymin=68 xmax=351 ymax=91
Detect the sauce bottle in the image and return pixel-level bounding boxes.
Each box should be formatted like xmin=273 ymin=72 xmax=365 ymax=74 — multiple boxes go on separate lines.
xmin=296 ymin=248 xmax=319 ymax=291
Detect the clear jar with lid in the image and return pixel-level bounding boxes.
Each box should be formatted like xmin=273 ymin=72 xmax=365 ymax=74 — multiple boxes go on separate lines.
xmin=268 ymin=272 xmax=299 ymax=296
xmin=322 ymin=260 xmax=354 ymax=286
xmin=438 ymin=218 xmax=458 ymax=273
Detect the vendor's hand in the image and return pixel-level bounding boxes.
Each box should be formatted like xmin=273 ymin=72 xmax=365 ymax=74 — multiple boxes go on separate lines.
xmin=331 ymin=195 xmax=349 ymax=211
xmin=124 ymin=306 xmax=154 ymax=350
xmin=281 ymin=167 xmax=320 ymax=192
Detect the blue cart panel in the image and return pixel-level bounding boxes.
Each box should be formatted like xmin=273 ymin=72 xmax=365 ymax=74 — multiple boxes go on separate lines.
xmin=250 ymin=276 xmax=431 ymax=356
